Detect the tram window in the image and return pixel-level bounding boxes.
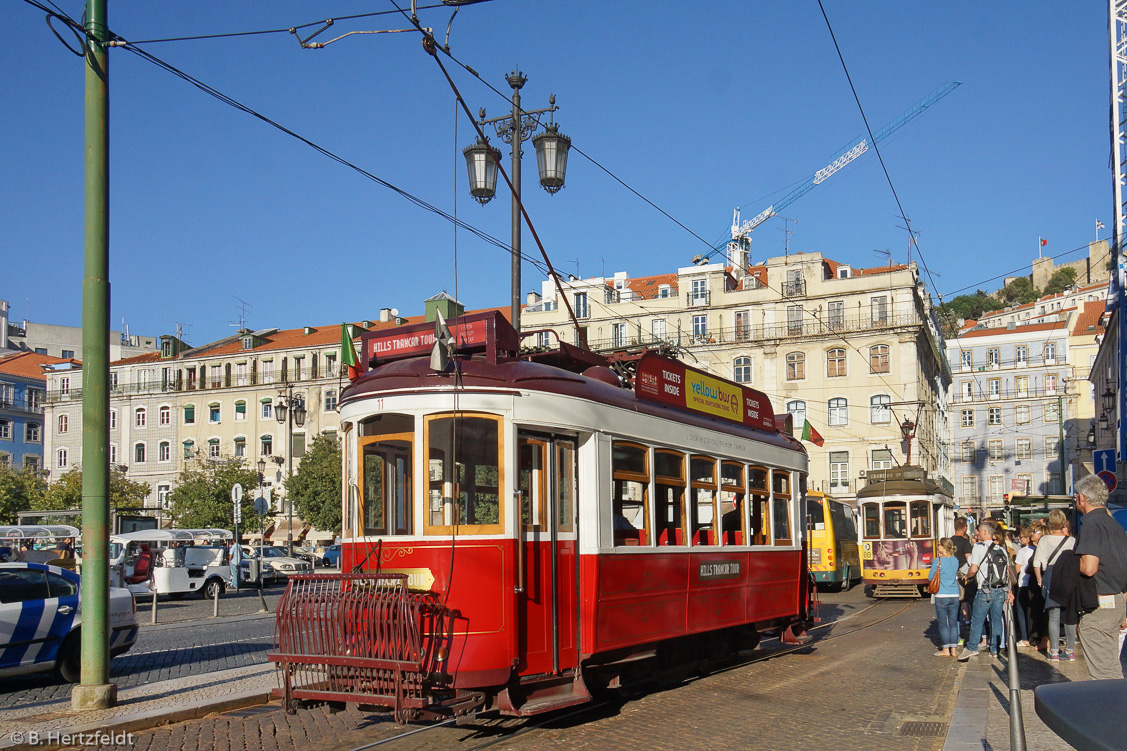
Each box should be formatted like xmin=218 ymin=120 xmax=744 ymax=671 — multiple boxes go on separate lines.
xmin=359 ymin=413 xmax=413 ymax=437
xmin=883 ymin=502 xmax=908 ymax=539
xmin=690 ymin=456 xmax=718 ymax=546
xmin=720 ymin=461 xmax=745 ymax=545
xmin=556 ymin=442 xmax=576 ymax=534
xmin=773 ymin=471 xmax=790 ymax=497
xmin=519 ymin=437 xmax=548 ymax=532
xmin=910 ymin=501 xmax=931 ymax=537
xmin=424 ymin=414 xmax=503 ymax=534
xmin=655 ymin=450 xmax=686 ymax=546
xmin=748 ymin=466 xmax=770 ymax=545
xmin=862 ymin=503 xmax=880 ymax=539
xmin=360 ymin=435 xmax=413 ymax=537
xmin=612 ymin=442 xmax=649 ymax=546
xmin=772 ymin=497 xmax=791 ymax=544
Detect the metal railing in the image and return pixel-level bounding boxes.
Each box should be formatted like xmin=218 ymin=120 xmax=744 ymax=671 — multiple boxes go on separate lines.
xmin=45 ymin=367 xmax=344 ymax=403
xmin=0 ymin=397 xmax=44 ymax=414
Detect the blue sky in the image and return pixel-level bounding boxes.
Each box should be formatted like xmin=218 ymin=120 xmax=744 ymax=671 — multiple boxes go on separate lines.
xmin=1 ymin=1 xmax=1113 ymax=347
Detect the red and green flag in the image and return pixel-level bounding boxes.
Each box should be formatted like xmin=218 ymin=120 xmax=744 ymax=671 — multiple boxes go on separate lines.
xmin=341 ymin=323 xmax=360 ymax=381
xmin=801 ymin=418 xmax=825 ymax=447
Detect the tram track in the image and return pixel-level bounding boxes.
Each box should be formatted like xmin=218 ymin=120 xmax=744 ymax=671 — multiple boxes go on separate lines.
xmin=346 ymin=597 xmax=921 ymax=751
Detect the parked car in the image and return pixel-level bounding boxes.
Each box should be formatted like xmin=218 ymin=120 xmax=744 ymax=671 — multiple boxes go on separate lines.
xmin=0 ymin=562 xmax=138 ymax=682
xmin=322 ymin=544 xmax=341 ymax=568
xmin=292 ymin=549 xmax=324 ymax=568
xmin=240 ymin=545 xmax=313 ymax=579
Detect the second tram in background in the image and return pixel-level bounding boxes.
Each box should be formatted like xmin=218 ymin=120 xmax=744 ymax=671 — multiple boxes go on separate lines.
xmin=857 ymin=467 xmax=954 ymax=598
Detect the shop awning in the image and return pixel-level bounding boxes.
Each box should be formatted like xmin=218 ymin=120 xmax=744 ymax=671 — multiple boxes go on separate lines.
xmin=269 ymin=521 xmax=307 ymax=542
xmin=306 ymin=529 xmax=336 ymax=542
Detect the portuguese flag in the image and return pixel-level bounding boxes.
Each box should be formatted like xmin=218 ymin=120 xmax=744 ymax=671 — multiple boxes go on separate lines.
xmin=341 ymin=323 xmax=360 ymax=381
xmin=801 ymin=418 xmax=825 ymax=447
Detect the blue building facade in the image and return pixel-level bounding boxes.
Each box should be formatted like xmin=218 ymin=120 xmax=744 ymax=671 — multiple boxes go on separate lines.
xmin=0 ymin=353 xmax=49 ymax=472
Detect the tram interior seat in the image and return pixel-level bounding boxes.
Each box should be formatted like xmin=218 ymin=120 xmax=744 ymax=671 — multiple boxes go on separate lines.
xmin=693 ymin=529 xmax=714 ymax=546
xmin=614 ymin=530 xmax=643 ymax=546
xmin=657 ymin=528 xmax=683 ymax=546
xmin=722 ymin=530 xmax=744 ymax=545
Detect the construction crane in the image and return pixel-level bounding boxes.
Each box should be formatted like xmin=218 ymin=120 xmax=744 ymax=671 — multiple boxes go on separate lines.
xmin=720 ymin=81 xmax=961 ymax=265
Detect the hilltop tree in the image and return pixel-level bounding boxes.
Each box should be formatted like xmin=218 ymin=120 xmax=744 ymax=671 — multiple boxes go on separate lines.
xmin=35 ymin=465 xmax=150 ymax=510
xmin=998 ymin=277 xmax=1040 ymax=305
xmin=0 ymin=465 xmax=48 ymax=524
xmin=286 ymin=434 xmax=341 ymax=534
xmin=937 ymin=291 xmax=1003 ymax=336
xmin=1043 ymin=267 xmax=1078 ymax=295
xmin=167 ymin=457 xmax=259 ymax=530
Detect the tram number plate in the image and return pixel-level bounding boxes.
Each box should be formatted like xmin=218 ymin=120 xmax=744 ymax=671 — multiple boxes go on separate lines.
xmin=698 ymin=560 xmax=742 ymax=582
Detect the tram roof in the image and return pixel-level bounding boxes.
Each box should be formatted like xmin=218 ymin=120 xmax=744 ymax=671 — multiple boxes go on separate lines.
xmin=857 ymin=478 xmax=952 ymax=500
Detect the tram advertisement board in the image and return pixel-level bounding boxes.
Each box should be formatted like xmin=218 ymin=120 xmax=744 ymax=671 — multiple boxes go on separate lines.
xmin=634 ymin=353 xmax=776 ymax=433
xmin=861 ymin=539 xmax=934 ymax=570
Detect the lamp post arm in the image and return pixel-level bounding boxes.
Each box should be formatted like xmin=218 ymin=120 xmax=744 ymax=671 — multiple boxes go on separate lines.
xmin=422 ymin=37 xmax=588 ymax=348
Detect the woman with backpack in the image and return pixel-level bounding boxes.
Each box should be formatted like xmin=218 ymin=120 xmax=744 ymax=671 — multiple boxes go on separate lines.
xmin=958 ymin=520 xmax=1014 ymax=661
xmin=1033 ymin=509 xmax=1076 ymax=661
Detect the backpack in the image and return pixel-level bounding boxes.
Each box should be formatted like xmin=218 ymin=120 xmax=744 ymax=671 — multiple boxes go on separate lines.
xmin=982 ymin=543 xmax=1009 ymax=588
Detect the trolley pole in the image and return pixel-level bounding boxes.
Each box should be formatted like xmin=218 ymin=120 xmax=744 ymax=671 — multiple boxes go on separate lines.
xmin=72 ymin=0 xmax=116 ymax=712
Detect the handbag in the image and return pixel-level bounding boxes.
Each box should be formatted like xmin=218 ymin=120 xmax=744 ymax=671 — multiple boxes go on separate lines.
xmin=928 ymin=561 xmax=942 ymax=595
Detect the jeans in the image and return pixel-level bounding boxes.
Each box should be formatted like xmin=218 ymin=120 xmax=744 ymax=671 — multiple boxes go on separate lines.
xmin=967 ymin=586 xmax=1007 ymax=653
xmin=934 ymin=597 xmax=960 ymax=649
xmin=1045 ymin=607 xmax=1075 ymax=654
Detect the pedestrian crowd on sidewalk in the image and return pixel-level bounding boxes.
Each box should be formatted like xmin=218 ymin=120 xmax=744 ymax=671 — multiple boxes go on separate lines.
xmin=926 ymin=475 xmax=1127 ymax=681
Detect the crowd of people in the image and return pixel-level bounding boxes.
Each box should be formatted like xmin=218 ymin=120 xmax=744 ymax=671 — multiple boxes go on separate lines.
xmin=927 ymin=474 xmax=1127 ymax=680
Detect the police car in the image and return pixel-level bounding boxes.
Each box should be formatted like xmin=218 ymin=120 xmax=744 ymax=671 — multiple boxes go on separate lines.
xmin=0 ymin=562 xmax=138 ymax=682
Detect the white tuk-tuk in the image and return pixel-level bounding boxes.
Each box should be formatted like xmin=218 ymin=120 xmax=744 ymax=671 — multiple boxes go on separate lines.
xmin=0 ymin=525 xmax=80 ymax=568
xmin=110 ymin=528 xmax=234 ymax=599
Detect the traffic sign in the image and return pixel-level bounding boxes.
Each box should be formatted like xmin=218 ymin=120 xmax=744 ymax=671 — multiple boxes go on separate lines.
xmin=232 ymin=483 xmax=244 ymax=524
xmin=1098 ymin=470 xmax=1118 ymax=493
xmin=1095 ymin=449 xmax=1117 ymax=476
xmin=254 ymin=496 xmax=268 ymax=516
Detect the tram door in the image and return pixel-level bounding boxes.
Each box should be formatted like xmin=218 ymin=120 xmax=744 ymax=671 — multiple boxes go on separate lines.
xmin=517 ymin=434 xmax=578 ymax=675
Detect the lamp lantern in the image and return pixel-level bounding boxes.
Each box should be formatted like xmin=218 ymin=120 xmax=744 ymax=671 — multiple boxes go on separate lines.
xmin=533 ymin=123 xmax=571 ymax=194
xmin=1102 ymin=388 xmax=1116 ymax=412
xmin=463 ymin=137 xmax=501 ymax=204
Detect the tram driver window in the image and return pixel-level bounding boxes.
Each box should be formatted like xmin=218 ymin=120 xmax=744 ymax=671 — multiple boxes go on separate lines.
xmin=910 ymin=501 xmax=931 ymax=538
xmin=883 ymin=502 xmax=908 ymax=539
xmin=424 ymin=414 xmax=503 ymax=534
xmin=772 ymin=470 xmax=792 ymax=545
xmin=862 ymin=503 xmax=880 ymax=539
xmin=612 ymin=442 xmax=649 ymax=546
xmin=654 ymin=450 xmax=686 ymax=546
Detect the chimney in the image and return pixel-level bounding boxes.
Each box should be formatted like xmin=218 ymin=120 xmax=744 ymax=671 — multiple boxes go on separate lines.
xmin=527 ymin=290 xmax=542 ymax=307
xmin=379 ymin=308 xmax=392 ymax=323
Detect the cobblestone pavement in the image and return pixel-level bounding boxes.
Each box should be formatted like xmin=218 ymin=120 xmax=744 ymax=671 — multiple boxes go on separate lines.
xmin=95 ymin=590 xmax=966 ymax=751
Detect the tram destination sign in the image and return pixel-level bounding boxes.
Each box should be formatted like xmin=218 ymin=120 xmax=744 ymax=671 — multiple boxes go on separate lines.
xmin=634 ymin=353 xmax=776 ymax=433
xmin=360 ymin=311 xmax=517 ymax=368
xmin=697 ymin=559 xmax=742 ymax=582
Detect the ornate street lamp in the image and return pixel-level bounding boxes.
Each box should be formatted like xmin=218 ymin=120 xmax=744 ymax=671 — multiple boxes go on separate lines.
xmin=462 ymin=137 xmax=502 ymax=204
xmin=1087 ymin=425 xmax=1097 ymax=445
xmin=532 ymin=124 xmax=571 ymax=194
xmin=1099 ymin=413 xmax=1110 ymax=431
xmin=275 ymin=387 xmax=306 ymax=555
xmin=1102 ymin=387 xmax=1116 ymax=412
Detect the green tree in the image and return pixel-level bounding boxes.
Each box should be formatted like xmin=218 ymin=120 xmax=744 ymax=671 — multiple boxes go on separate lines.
xmin=998 ymin=277 xmax=1040 ymax=305
xmin=35 ymin=465 xmax=151 ymax=510
xmin=938 ymin=291 xmax=1003 ymax=336
xmin=286 ymin=434 xmax=342 ymax=534
xmin=1043 ymin=267 xmax=1078 ymax=295
xmin=167 ymin=457 xmax=258 ymax=530
xmin=0 ymin=465 xmax=48 ymax=524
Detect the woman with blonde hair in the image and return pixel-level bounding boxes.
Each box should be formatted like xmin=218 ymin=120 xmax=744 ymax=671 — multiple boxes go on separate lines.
xmin=1033 ymin=509 xmax=1076 ymax=661
xmin=929 ymin=537 xmax=962 ymax=656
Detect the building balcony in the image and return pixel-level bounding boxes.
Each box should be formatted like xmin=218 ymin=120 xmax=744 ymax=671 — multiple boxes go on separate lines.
xmin=686 ymin=291 xmax=711 ymax=307
xmin=0 ymin=397 xmax=44 ymax=415
xmin=782 ymin=279 xmax=806 ymax=297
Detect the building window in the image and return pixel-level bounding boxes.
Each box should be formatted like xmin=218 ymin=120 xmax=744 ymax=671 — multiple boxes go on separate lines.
xmin=1044 ymin=401 xmax=1059 ymax=423
xmin=960 ymin=409 xmax=975 ymax=427
xmin=1016 ymin=438 xmax=1032 ymax=459
xmin=869 ymin=345 xmax=890 ymax=374
xmin=25 ymin=423 xmax=40 ymax=443
xmin=158 ymin=485 xmax=171 ymax=509
xmin=734 ymin=310 xmax=750 ymax=340
xmin=324 ymin=390 xmax=338 ymax=411
xmin=59 ymin=377 xmax=70 ymax=397
xmin=988 ymin=407 xmax=1002 ymax=425
xmin=1015 ymin=346 xmax=1027 ymax=366
xmin=870 ymin=395 xmax=891 ymax=424
xmin=0 ymin=385 xmax=10 ymax=407
xmin=208 ymin=439 xmax=220 ymax=459
xmin=234 ymin=438 xmax=246 ymax=458
xmin=24 ymin=455 xmax=39 ymax=472
xmin=292 ymin=433 xmax=306 ymax=458
xmin=987 ymin=348 xmax=1000 ymax=368
xmin=988 ymin=379 xmax=1001 ymax=399
xmin=871 ymin=296 xmax=888 ymax=324
xmin=961 ymin=477 xmax=977 ymax=504
xmin=786 ymin=352 xmax=805 ymax=381
xmin=135 ymin=408 xmax=146 ymax=428
xmin=989 ymin=476 xmax=1004 ymax=503
xmin=787 ymin=305 xmax=803 ymax=335
xmin=109 ymin=409 xmax=118 ymax=430
xmin=159 ymin=441 xmax=171 ymax=462
xmin=235 ymin=401 xmax=247 ymax=421
xmin=733 ymin=356 xmax=752 ymax=383
xmin=658 ymin=284 xmax=672 ymax=298
xmin=829 ymin=452 xmax=850 ymax=490
xmin=110 ymin=444 xmax=117 ymax=464
xmin=827 ymin=348 xmax=846 ymax=377
xmin=294 ymin=358 xmax=304 ymax=382
xmin=57 ymin=448 xmax=68 ymax=468
xmin=183 ymin=440 xmax=195 ymax=459
xmin=827 ymin=301 xmax=844 ymax=331
xmin=158 ymin=406 xmax=170 ymax=426
xmin=1045 ymin=436 xmax=1059 ymax=458
xmin=1045 ymin=374 xmax=1058 ymax=394
xmin=58 ymin=414 xmax=69 ymax=434
xmin=27 ymin=389 xmax=42 ymax=411
xmin=184 ymin=405 xmax=195 ymax=424
xmin=961 ymin=381 xmax=974 ymax=402
xmin=262 ymin=361 xmax=275 ymax=384
xmin=574 ymin=292 xmax=589 ymax=319
xmin=1044 ymin=342 xmax=1056 ymax=362
xmin=1016 ymin=404 xmax=1031 ymax=424
xmin=0 ymin=420 xmax=9 ymax=440
xmin=611 ymin=322 xmax=626 ymax=347
xmin=236 ymin=362 xmax=248 ymax=386
xmin=134 ymin=443 xmax=146 ymax=463
xmin=692 ymin=315 xmax=708 ymax=340
xmin=209 ymin=403 xmax=220 ymax=423
xmin=690 ymin=278 xmax=708 ymax=306
xmin=828 ymin=397 xmax=848 ymax=427
xmin=961 ymin=351 xmax=972 ymax=369
xmin=961 ymin=441 xmax=976 ymax=462
xmin=871 ymin=449 xmax=894 ymax=470
xmin=988 ymin=439 xmax=1003 ymax=461
xmin=1015 ymin=376 xmax=1029 ymax=396
xmin=61 ymin=349 xmax=74 ymax=359
xmin=787 ymin=400 xmax=806 ymax=428
xmin=1016 ymin=474 xmax=1033 ymax=495
xmin=652 ymin=319 xmax=666 ymax=341
xmin=261 ymin=435 xmax=273 ymax=455
xmin=262 ymin=401 xmax=272 ymax=419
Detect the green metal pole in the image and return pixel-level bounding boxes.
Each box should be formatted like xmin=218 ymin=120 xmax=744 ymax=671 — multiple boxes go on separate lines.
xmin=1058 ymin=393 xmax=1066 ymax=495
xmin=72 ymin=0 xmax=115 ymax=711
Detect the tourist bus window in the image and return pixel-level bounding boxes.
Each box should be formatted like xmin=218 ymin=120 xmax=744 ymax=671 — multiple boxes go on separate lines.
xmin=808 ymin=499 xmax=825 ymax=530
xmin=612 ymin=442 xmax=649 ymax=546
xmin=720 ymin=461 xmax=746 ymax=545
xmin=425 ymin=413 xmax=503 ymax=535
xmin=883 ymin=502 xmax=908 ymax=539
xmin=862 ymin=503 xmax=880 ymax=539
xmin=357 ymin=414 xmax=415 ymax=537
xmin=689 ymin=456 xmax=718 ymax=546
xmin=748 ymin=466 xmax=770 ymax=545
xmin=910 ymin=500 xmax=931 ymax=538
xmin=771 ymin=470 xmax=792 ymax=544
xmin=654 ymin=449 xmax=686 ymax=546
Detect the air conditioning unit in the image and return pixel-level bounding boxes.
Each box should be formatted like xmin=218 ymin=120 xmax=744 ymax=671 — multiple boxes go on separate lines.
xmin=858 ymin=469 xmax=867 ymax=478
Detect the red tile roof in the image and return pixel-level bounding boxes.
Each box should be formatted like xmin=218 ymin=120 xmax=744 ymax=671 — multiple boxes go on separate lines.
xmin=1071 ymin=300 xmax=1106 ymax=336
xmin=0 ymin=352 xmax=78 ymax=380
xmin=957 ymin=320 xmax=1069 ymax=339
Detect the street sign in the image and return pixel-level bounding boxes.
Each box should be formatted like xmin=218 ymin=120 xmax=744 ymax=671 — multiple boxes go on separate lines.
xmin=1098 ymin=470 xmax=1118 ymax=493
xmin=254 ymin=496 xmax=268 ymax=516
xmin=232 ymin=483 xmax=244 ymax=524
xmin=1095 ymin=449 xmax=1117 ymax=476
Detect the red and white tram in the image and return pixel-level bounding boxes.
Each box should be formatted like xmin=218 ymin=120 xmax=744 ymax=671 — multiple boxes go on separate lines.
xmin=271 ymin=311 xmax=813 ymax=720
